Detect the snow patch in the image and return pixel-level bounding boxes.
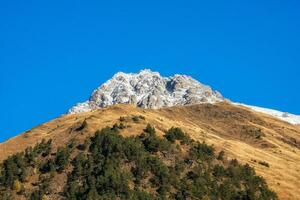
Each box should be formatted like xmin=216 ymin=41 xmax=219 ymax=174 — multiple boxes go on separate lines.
xmin=235 ymin=103 xmax=300 ymax=125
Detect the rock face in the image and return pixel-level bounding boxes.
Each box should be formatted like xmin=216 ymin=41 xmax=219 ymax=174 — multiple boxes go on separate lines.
xmin=67 ymin=69 xmax=300 ymax=125
xmin=68 ymin=69 xmax=224 ymax=113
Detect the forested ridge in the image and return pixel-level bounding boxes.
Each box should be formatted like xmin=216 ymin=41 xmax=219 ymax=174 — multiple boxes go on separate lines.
xmin=0 ymin=122 xmax=277 ymax=200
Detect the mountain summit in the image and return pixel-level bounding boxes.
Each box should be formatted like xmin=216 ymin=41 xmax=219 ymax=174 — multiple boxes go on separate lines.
xmin=69 ymin=69 xmax=224 ymax=113
xmin=69 ymin=69 xmax=300 ymax=125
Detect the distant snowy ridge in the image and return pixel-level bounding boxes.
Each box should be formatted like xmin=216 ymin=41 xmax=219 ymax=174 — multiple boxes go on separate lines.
xmin=68 ymin=69 xmax=300 ymax=125
xmin=235 ymin=103 xmax=300 ymax=125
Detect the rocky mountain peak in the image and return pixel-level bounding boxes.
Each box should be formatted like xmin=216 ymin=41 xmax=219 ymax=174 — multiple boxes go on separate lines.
xmin=68 ymin=69 xmax=224 ymax=113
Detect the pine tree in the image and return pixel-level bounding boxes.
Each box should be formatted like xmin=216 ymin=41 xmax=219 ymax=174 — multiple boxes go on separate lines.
xmin=55 ymin=147 xmax=70 ymax=172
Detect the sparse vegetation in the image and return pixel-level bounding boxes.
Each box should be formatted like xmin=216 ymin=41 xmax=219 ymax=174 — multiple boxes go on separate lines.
xmin=112 ymin=122 xmax=126 ymax=131
xmin=241 ymin=125 xmax=265 ymax=139
xmin=259 ymin=161 xmax=270 ymax=168
xmin=74 ymin=119 xmax=87 ymax=132
xmin=119 ymin=116 xmax=126 ymax=122
xmin=0 ymin=139 xmax=56 ymax=199
xmin=132 ymin=115 xmax=145 ymax=123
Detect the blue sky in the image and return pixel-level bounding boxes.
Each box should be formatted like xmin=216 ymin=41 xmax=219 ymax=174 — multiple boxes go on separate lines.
xmin=0 ymin=1 xmax=300 ymax=142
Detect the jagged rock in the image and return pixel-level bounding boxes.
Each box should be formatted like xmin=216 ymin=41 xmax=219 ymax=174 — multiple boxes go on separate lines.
xmin=68 ymin=69 xmax=225 ymax=113
xmin=67 ymin=69 xmax=300 ymax=125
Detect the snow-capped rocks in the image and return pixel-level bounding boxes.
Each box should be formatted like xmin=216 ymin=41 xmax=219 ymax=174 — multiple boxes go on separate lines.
xmin=68 ymin=102 xmax=92 ymax=113
xmin=68 ymin=69 xmax=225 ymax=113
xmin=68 ymin=69 xmax=300 ymax=125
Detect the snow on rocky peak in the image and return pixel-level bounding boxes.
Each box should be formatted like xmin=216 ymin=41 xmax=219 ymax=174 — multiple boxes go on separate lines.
xmin=68 ymin=69 xmax=300 ymax=125
xmin=68 ymin=69 xmax=224 ymax=113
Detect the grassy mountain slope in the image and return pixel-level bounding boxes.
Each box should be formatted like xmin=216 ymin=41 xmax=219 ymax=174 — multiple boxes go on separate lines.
xmin=0 ymin=124 xmax=277 ymax=200
xmin=1 ymin=103 xmax=300 ymax=199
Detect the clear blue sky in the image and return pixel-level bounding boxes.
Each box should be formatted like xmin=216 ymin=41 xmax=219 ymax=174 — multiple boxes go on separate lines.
xmin=1 ymin=1 xmax=300 ymax=142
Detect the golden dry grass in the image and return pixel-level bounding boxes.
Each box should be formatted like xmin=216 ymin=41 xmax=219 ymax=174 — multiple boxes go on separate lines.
xmin=1 ymin=103 xmax=300 ymax=199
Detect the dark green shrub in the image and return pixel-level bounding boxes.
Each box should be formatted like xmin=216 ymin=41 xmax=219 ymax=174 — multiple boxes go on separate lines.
xmin=190 ymin=142 xmax=215 ymax=161
xmin=55 ymin=147 xmax=70 ymax=172
xmin=164 ymin=127 xmax=190 ymax=144
xmin=132 ymin=115 xmax=145 ymax=123
xmin=75 ymin=120 xmax=87 ymax=132
xmin=259 ymin=161 xmax=270 ymax=168
xmin=119 ymin=116 xmax=126 ymax=122
xmin=217 ymin=150 xmax=225 ymax=161
xmin=132 ymin=116 xmax=140 ymax=123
